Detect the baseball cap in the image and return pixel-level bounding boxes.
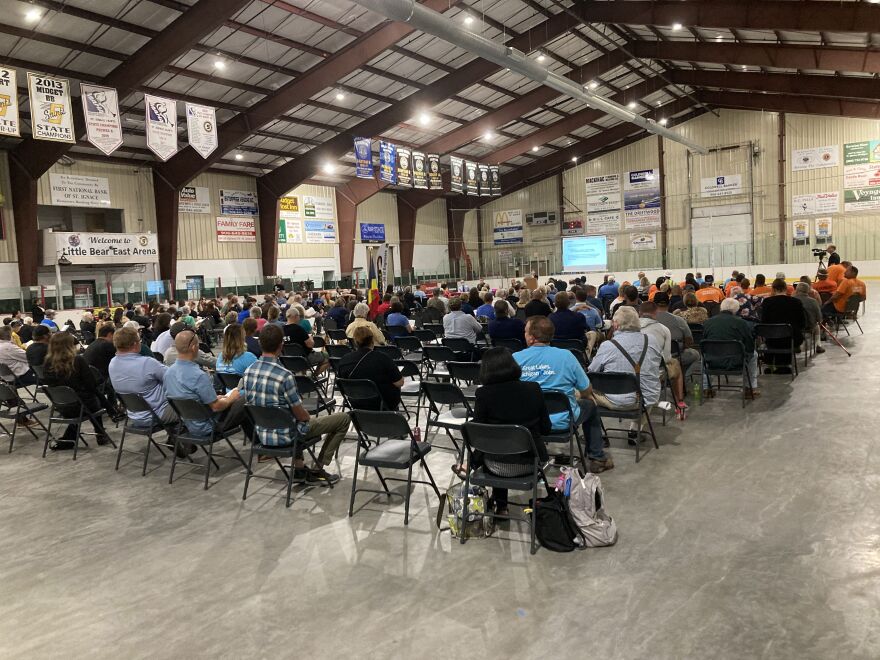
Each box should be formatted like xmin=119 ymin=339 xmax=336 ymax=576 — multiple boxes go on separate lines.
xmin=653 ymin=292 xmax=670 ymax=305
xmin=169 ymin=321 xmax=187 ymax=338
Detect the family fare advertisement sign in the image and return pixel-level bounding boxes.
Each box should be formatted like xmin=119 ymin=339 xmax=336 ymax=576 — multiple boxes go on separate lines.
xmin=48 ymin=232 xmax=158 ymax=265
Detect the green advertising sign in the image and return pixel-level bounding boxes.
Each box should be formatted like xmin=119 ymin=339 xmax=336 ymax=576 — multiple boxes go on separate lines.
xmin=278 ymin=218 xmax=287 ymax=243
xmin=844 ymin=140 xmax=880 ymax=166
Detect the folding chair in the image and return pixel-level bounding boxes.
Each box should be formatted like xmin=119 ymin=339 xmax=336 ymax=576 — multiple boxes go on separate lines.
xmin=423 ymin=322 xmax=444 ymax=338
xmin=492 ymin=337 xmax=524 ymax=352
xmin=375 ymin=344 xmax=404 ymax=360
xmin=327 ymin=328 xmax=348 ymax=344
xmin=392 ymin=335 xmax=424 ymax=372
xmin=243 ymin=405 xmax=325 ymax=507
xmin=422 ymin=344 xmax=456 ymax=381
xmin=828 ymin=294 xmax=864 ymax=336
xmin=42 ymin=386 xmax=111 ymax=461
xmin=413 ymin=328 xmax=438 ymax=345
xmin=421 ymin=380 xmax=472 ymax=456
xmin=327 ymin=344 xmax=353 ymax=359
xmin=446 ymin=361 xmax=481 ymax=400
xmin=282 ymin=343 xmax=307 ymax=357
xmin=281 ymin=354 xmax=329 ymax=392
xmin=386 ymin=325 xmax=411 ymax=339
xmin=337 ymin=378 xmax=386 ymax=413
xmin=689 ymin=324 xmax=704 ymax=347
xmin=461 ymin=422 xmax=549 ymax=554
xmin=294 ymin=374 xmax=335 ymax=416
xmin=348 ymin=409 xmax=440 ymax=525
xmin=115 ymin=392 xmax=176 ymax=476
xmin=587 ymin=372 xmax=658 ymax=463
xmin=551 ymin=338 xmax=586 ymax=352
xmin=167 ymin=398 xmax=249 ymax=490
xmin=442 ymin=336 xmax=476 ymax=361
xmin=755 ymin=323 xmax=798 ymax=381
xmin=311 ymin=335 xmax=326 ymax=349
xmin=215 ymin=371 xmax=242 ymax=392
xmin=0 ymin=363 xmax=37 ymax=402
xmin=699 ymin=339 xmax=753 ymax=408
xmin=541 ymin=389 xmax=586 ymax=468
xmin=0 ymin=381 xmax=48 ymax=453
xmin=395 ymin=359 xmax=423 ymax=424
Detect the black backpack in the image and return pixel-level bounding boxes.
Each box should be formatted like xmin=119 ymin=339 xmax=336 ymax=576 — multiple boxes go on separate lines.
xmin=535 ymin=491 xmax=583 ymax=552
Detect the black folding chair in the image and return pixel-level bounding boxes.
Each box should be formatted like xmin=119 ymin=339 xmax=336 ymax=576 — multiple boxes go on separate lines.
xmin=115 ymin=392 xmax=176 ymax=475
xmin=541 ymin=389 xmax=586 ymax=468
xmin=689 ymin=324 xmax=704 ymax=347
xmin=492 ymin=337 xmax=524 ymax=352
xmin=215 ymin=371 xmax=242 ymax=392
xmin=551 ymin=338 xmax=586 ymax=352
xmin=703 ymin=301 xmax=721 ymax=318
xmin=281 ymin=354 xmax=329 ymax=392
xmin=327 ymin=328 xmax=348 ymax=344
xmin=0 ymin=381 xmax=48 ymax=453
xmin=461 ymin=422 xmax=549 ymax=554
xmin=755 ymin=323 xmax=798 ymax=381
xmin=587 ymin=372 xmax=658 ymax=463
xmin=167 ymin=398 xmax=249 ymax=490
xmin=395 ymin=359 xmax=423 ymax=424
xmin=0 ymin=363 xmax=37 ymax=402
xmin=442 ymin=336 xmax=476 ymax=361
xmin=42 ymin=386 xmax=111 ymax=460
xmin=282 ymin=343 xmax=307 ymax=358
xmin=413 ymin=328 xmax=438 ymax=345
xmin=327 ymin=344 xmax=353 ymax=359
xmin=446 ymin=361 xmax=481 ymax=400
xmin=386 ymin=324 xmax=410 ymax=339
xmin=422 ymin=344 xmax=456 ymax=381
xmin=421 ymin=380 xmax=472 ymax=456
xmin=311 ymin=335 xmax=326 ymax=349
xmin=827 ymin=293 xmax=864 ymax=336
xmin=423 ymin=322 xmax=444 ymax=338
xmin=243 ymin=405 xmax=325 ymax=507
xmin=699 ymin=339 xmax=753 ymax=408
xmin=374 ymin=344 xmax=404 ymax=360
xmin=294 ymin=375 xmax=335 ymax=416
xmin=348 ymin=409 xmax=440 ymax=525
xmin=337 ymin=378 xmax=385 ymax=413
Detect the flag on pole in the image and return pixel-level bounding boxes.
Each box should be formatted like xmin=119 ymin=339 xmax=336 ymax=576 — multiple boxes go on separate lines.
xmin=367 ymin=250 xmax=380 ymax=318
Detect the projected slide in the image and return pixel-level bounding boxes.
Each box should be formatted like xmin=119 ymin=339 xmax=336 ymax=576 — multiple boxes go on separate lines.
xmin=562 ymin=236 xmax=608 ymax=272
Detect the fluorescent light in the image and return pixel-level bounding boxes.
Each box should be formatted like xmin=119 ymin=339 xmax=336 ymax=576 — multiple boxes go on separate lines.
xmin=335 ymin=91 xmax=345 ymax=101
xmin=464 ymin=15 xmax=474 ymax=25
xmin=213 ymin=60 xmax=226 ymax=70
xmin=715 ymin=35 xmax=723 ymax=42
xmin=537 ymin=53 xmax=546 ymax=63
xmin=418 ymin=112 xmax=431 ymax=126
xmin=483 ymin=131 xmax=494 ymax=140
xmin=587 ymin=81 xmax=599 ymax=90
xmin=24 ymin=8 xmax=41 ymax=22
xmin=532 ymin=146 xmax=539 ymax=152
xmin=659 ymin=118 xmax=668 ymax=126
xmin=627 ymin=101 xmax=637 ymax=109
xmin=672 ymin=22 xmax=682 ymax=31
xmin=234 ymin=154 xmax=243 ymax=161
xmin=322 ymin=162 xmax=336 ymax=174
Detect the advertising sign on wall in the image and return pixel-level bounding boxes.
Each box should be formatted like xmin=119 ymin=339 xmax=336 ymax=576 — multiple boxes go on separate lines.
xmin=630 ymin=232 xmax=657 ymax=251
xmin=304 ymin=221 xmax=336 ymax=244
xmin=624 ymin=169 xmax=661 ymax=229
xmin=178 ymin=186 xmax=211 ymax=214
xmin=302 ymin=195 xmax=333 ymax=219
xmin=219 ymin=189 xmax=258 ymax=216
xmin=280 ymin=196 xmax=300 ymax=217
xmin=27 ymin=72 xmax=75 ymax=142
xmin=844 ymin=140 xmax=880 ymax=211
xmin=278 ymin=218 xmax=302 ymax=244
xmin=49 ymin=173 xmax=111 ymax=208
xmin=700 ymin=174 xmax=743 ymax=198
xmin=586 ymin=211 xmax=621 ymax=234
xmin=80 ymin=84 xmax=123 ymax=155
xmin=216 ymin=216 xmax=256 ymax=242
xmin=0 ymin=67 xmax=20 ymax=137
xmin=606 ymin=235 xmax=617 ymax=252
xmin=360 ymin=223 xmax=386 ymax=243
xmin=48 ymin=232 xmax=158 ymax=265
xmin=585 ymin=174 xmax=621 ymax=213
xmin=791 ymin=145 xmax=839 ymax=172
xmin=792 ymin=191 xmax=839 ymax=216
xmin=493 ymin=209 xmax=524 ymax=245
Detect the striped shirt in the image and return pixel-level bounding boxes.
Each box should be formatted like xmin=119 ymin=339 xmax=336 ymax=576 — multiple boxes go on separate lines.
xmin=240 ymin=356 xmax=305 ymax=446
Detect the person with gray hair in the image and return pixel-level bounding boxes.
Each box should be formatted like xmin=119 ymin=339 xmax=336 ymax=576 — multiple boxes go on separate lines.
xmin=345 ymin=301 xmax=385 ymax=345
xmin=426 ymin=287 xmax=448 ymax=315
xmin=702 ymin=297 xmax=760 ymax=397
xmin=794 ymin=281 xmax=824 ymax=354
xmin=588 ymin=306 xmax=664 ymax=443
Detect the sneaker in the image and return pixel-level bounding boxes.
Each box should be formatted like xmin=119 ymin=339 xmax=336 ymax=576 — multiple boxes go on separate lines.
xmin=589 ymin=456 xmax=614 ymax=473
xmin=627 ymin=430 xmax=639 ymax=446
xmin=175 ymin=442 xmax=198 ymax=458
xmin=746 ymin=389 xmax=761 ymax=400
xmin=96 ymin=434 xmax=112 ymax=446
xmin=816 ymin=346 xmax=826 ymax=354
xmin=307 ymin=467 xmax=340 ymax=485
xmin=50 ymin=440 xmax=75 ymax=451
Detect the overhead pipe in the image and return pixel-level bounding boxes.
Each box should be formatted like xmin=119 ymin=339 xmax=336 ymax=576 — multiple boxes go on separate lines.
xmin=342 ymin=0 xmax=709 ymax=155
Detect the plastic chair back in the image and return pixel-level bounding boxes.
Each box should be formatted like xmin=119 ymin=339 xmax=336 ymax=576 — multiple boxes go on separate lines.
xmin=350 ymin=409 xmax=410 ymax=440
xmin=463 ymin=422 xmax=534 ymax=457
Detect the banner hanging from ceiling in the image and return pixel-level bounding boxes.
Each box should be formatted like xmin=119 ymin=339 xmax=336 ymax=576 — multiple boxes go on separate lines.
xmin=465 ymin=160 xmax=478 ymax=196
xmin=27 ymin=72 xmax=74 ymax=142
xmin=80 ymin=84 xmax=123 ymax=156
xmin=144 ymin=94 xmax=178 ymax=161
xmin=427 ymin=154 xmax=442 ymax=190
xmin=354 ymin=137 xmax=373 ymax=179
xmin=186 ymin=103 xmax=217 ymax=159
xmin=478 ymin=164 xmax=491 ymax=197
xmin=0 ymin=67 xmax=20 ymax=137
xmin=379 ymin=141 xmax=397 ymax=184
xmin=397 ymin=147 xmax=413 ymax=187
xmin=450 ymin=156 xmax=463 ymax=193
xmin=489 ymin=165 xmax=501 ymax=196
xmin=412 ymin=151 xmax=428 ymax=189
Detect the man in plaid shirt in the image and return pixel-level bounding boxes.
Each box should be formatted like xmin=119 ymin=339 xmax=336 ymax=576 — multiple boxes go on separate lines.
xmin=241 ymin=324 xmax=348 ymax=484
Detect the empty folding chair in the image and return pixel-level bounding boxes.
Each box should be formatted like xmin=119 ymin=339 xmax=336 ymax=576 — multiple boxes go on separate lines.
xmin=423 ymin=322 xmax=444 ymax=338
xmin=422 ymin=344 xmax=456 ymax=381
xmin=413 ymin=328 xmax=438 ymax=345
xmin=446 ymin=361 xmax=481 ymax=400
xmin=327 ymin=329 xmax=348 ymax=344
xmin=755 ymin=323 xmax=798 ymax=381
xmin=394 ymin=359 xmax=423 ymax=423
xmin=215 ymin=371 xmax=242 ymax=392
xmin=167 ymin=398 xmax=249 ymax=490
xmin=587 ymin=372 xmax=658 ymax=463
xmin=282 ymin=343 xmax=307 ymax=358
xmin=442 ymin=336 xmax=476 ymax=361
xmin=0 ymin=381 xmax=49 ymax=453
xmin=348 ymin=409 xmax=440 ymax=525
xmin=374 ymin=344 xmax=404 ymax=360
xmin=421 ymin=380 xmax=472 ymax=456
xmin=461 ymin=422 xmax=551 ymax=554
xmin=311 ymin=335 xmax=326 ymax=349
xmin=327 ymin=344 xmax=353 ymax=359
xmin=700 ymin=339 xmax=753 ymax=408
xmin=294 ymin=375 xmax=335 ymax=416
xmin=385 ymin=325 xmax=411 ymax=339
xmin=115 ymin=392 xmax=176 ymax=476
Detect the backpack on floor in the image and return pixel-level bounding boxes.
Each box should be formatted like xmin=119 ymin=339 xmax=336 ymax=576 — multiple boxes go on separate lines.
xmin=535 ymin=490 xmax=583 ymax=552
xmin=441 ymin=483 xmax=495 ymax=539
xmin=559 ymin=467 xmax=618 ymax=547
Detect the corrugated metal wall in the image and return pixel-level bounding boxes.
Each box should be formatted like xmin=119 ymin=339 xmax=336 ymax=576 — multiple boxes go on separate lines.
xmin=414 ymin=198 xmax=448 ymax=245
xmin=356 ymin=192 xmax=399 ymax=244
xmin=0 ymin=153 xmax=18 ymax=262
xmin=277 ymin=183 xmax=338 ymax=260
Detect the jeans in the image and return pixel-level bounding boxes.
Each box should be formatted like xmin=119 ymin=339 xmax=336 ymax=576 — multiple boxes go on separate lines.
xmin=575 ymin=398 xmax=606 ymax=460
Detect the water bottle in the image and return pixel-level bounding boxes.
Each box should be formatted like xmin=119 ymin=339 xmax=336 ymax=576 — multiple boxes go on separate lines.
xmin=413 ymin=427 xmax=422 ymax=442
xmin=692 ymin=381 xmax=702 ymax=404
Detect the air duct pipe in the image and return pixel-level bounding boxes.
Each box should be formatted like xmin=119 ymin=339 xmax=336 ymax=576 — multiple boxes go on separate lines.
xmin=343 ymin=0 xmax=709 ymax=155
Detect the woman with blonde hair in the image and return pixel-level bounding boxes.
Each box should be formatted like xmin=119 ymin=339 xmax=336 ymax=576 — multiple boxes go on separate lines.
xmin=216 ymin=323 xmax=257 ymax=377
xmin=41 ymin=332 xmax=111 ymax=449
xmin=673 ymin=292 xmax=709 ymax=324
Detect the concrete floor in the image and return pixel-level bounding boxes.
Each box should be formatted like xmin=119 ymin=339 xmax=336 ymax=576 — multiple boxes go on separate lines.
xmin=1 ymin=307 xmax=878 ymax=660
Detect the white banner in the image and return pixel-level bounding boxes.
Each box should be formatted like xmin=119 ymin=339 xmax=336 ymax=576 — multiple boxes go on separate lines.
xmin=27 ymin=72 xmax=74 ymax=142
xmin=624 ymin=207 xmax=661 ymax=230
xmin=493 ymin=209 xmax=523 ymax=245
xmin=700 ymin=174 xmax=743 ymax=198
xmin=606 ymin=235 xmax=617 ymax=253
xmin=47 ymin=232 xmax=157 ymax=265
xmin=586 ymin=211 xmax=621 ymax=234
xmin=792 ymin=145 xmax=839 ymax=172
xmin=185 ymin=102 xmax=217 ymax=159
xmin=80 ymin=84 xmax=122 ymax=155
xmin=792 ymin=191 xmax=840 ymax=216
xmin=219 ymin=189 xmax=258 ymax=216
xmin=278 ymin=218 xmax=302 ymax=244
xmin=144 ymin=94 xmax=178 ymax=161
xmin=304 ymin=220 xmax=336 ymax=243
xmin=630 ymin=232 xmax=657 ymax=251
xmin=178 ymin=186 xmax=211 ymax=214
xmin=216 ymin=216 xmax=256 ymax=242
xmin=792 ymin=219 xmax=809 ymax=244
xmin=815 ymin=217 xmax=832 ymax=240
xmin=585 ymin=174 xmax=621 ymax=213
xmin=0 ymin=67 xmax=20 ymax=137
xmin=843 ymin=163 xmax=880 ymax=189
xmin=302 ymin=195 xmax=334 ymax=219
xmin=49 ymin=173 xmax=110 ymax=208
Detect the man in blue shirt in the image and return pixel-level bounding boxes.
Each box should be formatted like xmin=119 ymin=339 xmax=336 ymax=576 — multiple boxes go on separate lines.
xmin=40 ymin=310 xmax=59 ymax=331
xmin=109 ymin=326 xmax=178 ymax=426
xmin=474 ymin=292 xmax=496 ymax=320
xmin=598 ymin=276 xmax=619 ymax=299
xmin=513 ymin=316 xmax=612 ymax=473
xmin=164 ymin=331 xmax=243 ymax=438
xmin=547 ymin=291 xmax=587 ymax=341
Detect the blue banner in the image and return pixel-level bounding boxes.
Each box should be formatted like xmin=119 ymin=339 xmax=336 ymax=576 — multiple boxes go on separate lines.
xmin=379 ymin=141 xmax=397 ymax=184
xmin=354 ymin=137 xmax=373 ymax=179
xmin=360 ymin=222 xmax=385 ymax=243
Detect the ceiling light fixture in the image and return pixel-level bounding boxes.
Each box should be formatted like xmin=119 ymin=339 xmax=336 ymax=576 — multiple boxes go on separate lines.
xmin=628 ymin=102 xmax=637 ymax=109
xmin=483 ymin=131 xmax=494 ymax=140
xmin=715 ymin=35 xmax=723 ymax=42
xmin=537 ymin=53 xmax=546 ymax=63
xmin=234 ymin=153 xmax=244 ymax=161
xmin=25 ymin=8 xmax=41 ymax=22
xmin=587 ymin=81 xmax=598 ymax=90
xmin=672 ymin=22 xmax=682 ymax=31
xmin=322 ymin=162 xmax=336 ymax=174
xmin=532 ymin=146 xmax=539 ymax=152
xmin=335 ymin=91 xmax=345 ymax=101
xmin=418 ymin=112 xmax=431 ymax=126
xmin=213 ymin=60 xmax=226 ymax=70
xmin=659 ymin=118 xmax=668 ymax=126
xmin=464 ymin=15 xmax=474 ymax=25
xmin=571 ymin=157 xmax=577 ymax=163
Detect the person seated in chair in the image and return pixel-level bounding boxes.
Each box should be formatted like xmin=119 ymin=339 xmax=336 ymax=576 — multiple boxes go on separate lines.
xmin=109 ymin=327 xmax=179 ymax=427
xmin=475 ymin=292 xmax=496 ymax=321
xmin=794 ymin=282 xmax=824 ymax=355
xmin=25 ymin=324 xmax=51 ymax=367
xmin=822 ymin=264 xmax=866 ymax=320
xmin=337 ymin=326 xmax=403 ymax=411
xmin=639 ymin=302 xmax=688 ymax=414
xmin=702 ymin=298 xmax=759 ymax=398
xmin=385 ymin=301 xmax=412 ymax=335
xmin=442 ymin=297 xmax=483 ymax=345
xmin=468 ymin=347 xmax=551 ymax=518
xmin=345 ymin=302 xmax=385 ymax=346
xmin=588 ymin=307 xmax=663 ymax=444
xmin=759 ymin=278 xmax=806 ymax=373
xmin=163 ymin=322 xmax=216 ymax=368
xmin=673 ymin=292 xmax=708 ymax=325
xmin=547 ymin=291 xmax=587 ymax=342
xmin=812 ymin=268 xmax=837 ymax=296
xmin=488 ymin=300 xmax=526 ymax=345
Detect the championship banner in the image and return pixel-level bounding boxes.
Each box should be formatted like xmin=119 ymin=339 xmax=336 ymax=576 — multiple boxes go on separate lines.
xmin=450 ymin=156 xmax=463 ymax=193
xmin=0 ymin=67 xmax=20 ymax=137
xmin=465 ymin=160 xmax=479 ymax=196
xmin=186 ymin=103 xmax=217 ymax=159
xmin=144 ymin=94 xmax=178 ymax=161
xmin=80 ymin=84 xmax=122 ymax=155
xmin=354 ymin=137 xmax=374 ymax=179
xmin=427 ymin=154 xmax=442 ymax=190
xmin=379 ymin=141 xmax=397 ymax=184
xmin=397 ymin=147 xmax=413 ymax=187
xmin=412 ymin=151 xmax=428 ymax=189
xmin=478 ymin=164 xmax=491 ymax=196
xmin=489 ymin=165 xmax=501 ymax=196
xmin=27 ymin=72 xmax=74 ymax=142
